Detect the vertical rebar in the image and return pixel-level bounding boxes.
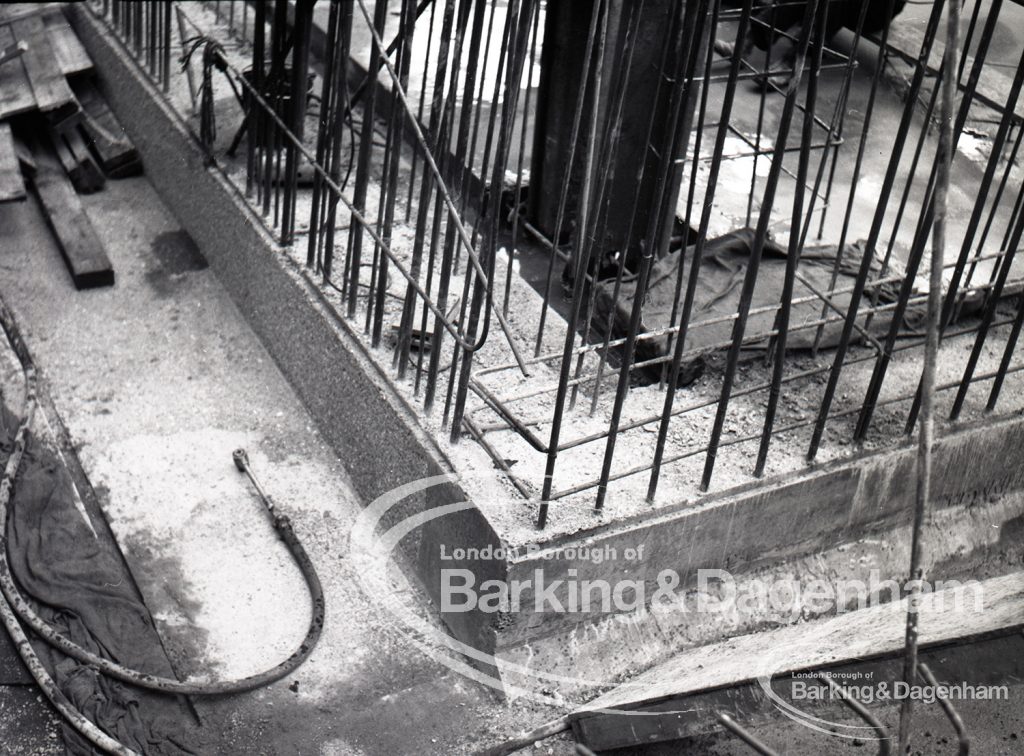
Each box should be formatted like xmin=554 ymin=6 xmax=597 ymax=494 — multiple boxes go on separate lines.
xmin=807 ymin=0 xmax=947 ymax=461
xmin=596 ymin=0 xmax=708 ymax=509
xmin=647 ymin=0 xmax=753 ymax=503
xmin=703 ymin=0 xmax=821 ymax=490
xmin=754 ymin=0 xmax=825 ymax=477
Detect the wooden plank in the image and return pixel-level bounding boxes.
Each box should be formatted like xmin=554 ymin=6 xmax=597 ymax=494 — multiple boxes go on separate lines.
xmin=48 ymin=121 xmax=105 ymax=194
xmin=43 ymin=8 xmax=93 ymax=77
xmin=10 ymin=15 xmax=76 ymax=118
xmin=11 ymin=132 xmax=34 ymax=177
xmin=0 ymin=24 xmax=36 ymax=119
xmin=0 ymin=4 xmax=61 ymax=26
xmin=571 ymin=572 xmax=1024 ymax=750
xmin=575 ymin=630 xmax=1024 ymax=751
xmin=29 ymin=135 xmax=114 ymax=289
xmin=70 ymin=78 xmax=141 ymax=177
xmin=0 ymin=122 xmax=25 ymax=202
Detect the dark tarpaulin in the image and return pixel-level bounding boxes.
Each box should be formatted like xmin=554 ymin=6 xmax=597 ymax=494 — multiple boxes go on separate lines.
xmin=592 ymin=228 xmax=980 ymax=383
xmin=1 ymin=404 xmax=204 ymax=755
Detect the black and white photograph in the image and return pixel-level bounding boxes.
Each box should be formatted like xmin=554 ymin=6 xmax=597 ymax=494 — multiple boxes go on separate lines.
xmin=0 ymin=0 xmax=1022 ymax=753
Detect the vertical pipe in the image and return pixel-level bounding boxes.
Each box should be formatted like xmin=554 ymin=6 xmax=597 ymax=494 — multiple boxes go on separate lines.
xmin=347 ymin=0 xmax=389 ymax=318
xmin=282 ymin=0 xmax=314 ymax=245
xmin=897 ymin=1 xmax=958 ymax=750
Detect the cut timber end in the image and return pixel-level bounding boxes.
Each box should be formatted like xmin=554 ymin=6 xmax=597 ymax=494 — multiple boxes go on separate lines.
xmin=71 ymin=78 xmax=141 ymax=177
xmin=48 ymin=118 xmax=105 ymax=194
xmin=12 ymin=133 xmax=35 ymax=178
xmin=0 ymin=122 xmax=26 ymax=202
xmin=570 ymin=572 xmax=1024 ymax=751
xmin=29 ymin=136 xmax=114 ymax=290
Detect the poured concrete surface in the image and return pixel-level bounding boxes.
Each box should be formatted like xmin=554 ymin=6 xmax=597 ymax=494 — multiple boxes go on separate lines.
xmin=0 ymin=178 xmax=575 ymax=754
xmin=63 ymin=0 xmax=1024 ymax=700
xmin=0 ymin=685 xmax=63 ymax=756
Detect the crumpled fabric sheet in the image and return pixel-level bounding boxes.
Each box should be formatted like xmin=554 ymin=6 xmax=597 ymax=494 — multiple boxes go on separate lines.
xmin=1 ymin=404 xmax=203 ymax=755
xmin=592 ymin=228 xmax=967 ymax=383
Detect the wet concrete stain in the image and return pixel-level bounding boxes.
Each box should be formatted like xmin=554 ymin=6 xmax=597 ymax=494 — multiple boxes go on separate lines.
xmin=146 ymin=230 xmax=208 ymax=296
xmin=119 ymin=530 xmax=213 ymax=683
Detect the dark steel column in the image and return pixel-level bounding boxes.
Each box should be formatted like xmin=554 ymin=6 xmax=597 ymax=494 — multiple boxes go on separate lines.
xmin=529 ymin=0 xmax=686 ymax=264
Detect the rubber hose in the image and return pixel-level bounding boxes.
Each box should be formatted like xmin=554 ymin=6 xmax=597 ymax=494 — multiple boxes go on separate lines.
xmin=0 ymin=307 xmax=137 ymax=755
xmin=0 ymin=563 xmax=139 ymax=756
xmin=0 ymin=297 xmax=325 ymax=696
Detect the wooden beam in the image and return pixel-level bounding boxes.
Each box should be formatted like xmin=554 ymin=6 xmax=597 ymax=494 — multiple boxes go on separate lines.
xmin=571 ymin=572 xmax=1024 ymax=751
xmin=11 ymin=133 xmax=34 ymax=178
xmin=0 ymin=24 xmax=36 ymax=120
xmin=43 ymin=8 xmax=93 ymax=77
xmin=0 ymin=4 xmax=62 ymax=26
xmin=29 ymin=135 xmax=114 ymax=289
xmin=70 ymin=78 xmax=141 ymax=177
xmin=11 ymin=15 xmax=76 ymax=119
xmin=48 ymin=120 xmax=105 ymax=193
xmin=0 ymin=122 xmax=25 ymax=202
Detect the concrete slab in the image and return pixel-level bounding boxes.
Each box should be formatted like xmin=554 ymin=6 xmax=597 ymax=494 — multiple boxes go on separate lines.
xmin=64 ymin=2 xmax=1024 ymax=701
xmin=0 ymin=175 xmax=573 ymax=753
xmin=0 ymin=4 xmax=1017 ymax=752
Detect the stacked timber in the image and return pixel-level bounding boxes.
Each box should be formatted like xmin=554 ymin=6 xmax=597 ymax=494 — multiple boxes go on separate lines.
xmin=0 ymin=3 xmax=142 ymax=290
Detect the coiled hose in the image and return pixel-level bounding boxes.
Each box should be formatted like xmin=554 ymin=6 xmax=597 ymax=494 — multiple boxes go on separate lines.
xmin=0 ymin=295 xmax=325 ymax=751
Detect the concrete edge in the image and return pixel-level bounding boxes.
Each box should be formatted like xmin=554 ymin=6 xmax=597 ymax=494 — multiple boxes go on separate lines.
xmin=67 ymin=4 xmax=506 ymax=663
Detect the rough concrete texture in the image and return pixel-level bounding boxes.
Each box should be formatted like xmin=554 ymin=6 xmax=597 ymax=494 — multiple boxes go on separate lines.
xmin=0 ymin=180 xmax=572 ymax=754
xmin=66 ymin=1 xmax=1024 ymax=696
xmin=0 ymin=4 xmax=1014 ymax=753
xmin=0 ymin=686 xmax=63 ymax=756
